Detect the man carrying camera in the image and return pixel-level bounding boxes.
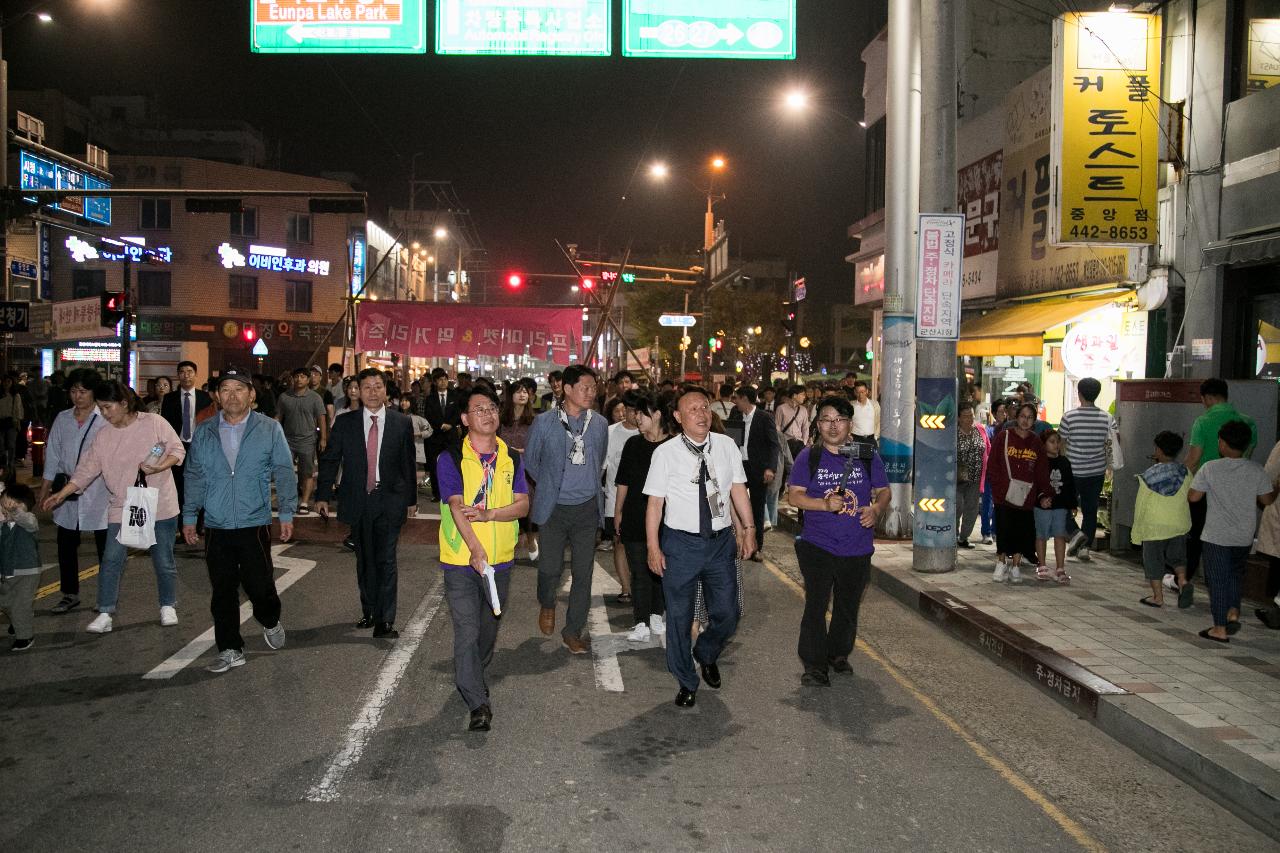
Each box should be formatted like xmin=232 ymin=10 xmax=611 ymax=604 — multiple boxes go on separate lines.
xmin=786 ymin=395 xmax=890 ymax=687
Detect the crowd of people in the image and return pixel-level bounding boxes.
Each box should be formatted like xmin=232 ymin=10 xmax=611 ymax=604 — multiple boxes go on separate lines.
xmin=5 ymin=362 xmax=1280 ymax=732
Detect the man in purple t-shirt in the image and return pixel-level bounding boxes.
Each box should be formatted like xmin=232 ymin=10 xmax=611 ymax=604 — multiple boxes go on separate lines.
xmin=786 ymin=395 xmax=889 ymax=687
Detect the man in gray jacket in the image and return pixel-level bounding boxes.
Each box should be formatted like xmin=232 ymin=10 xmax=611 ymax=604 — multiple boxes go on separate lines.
xmin=523 ymin=365 xmax=607 ymax=654
xmin=182 ymin=367 xmax=298 ymax=674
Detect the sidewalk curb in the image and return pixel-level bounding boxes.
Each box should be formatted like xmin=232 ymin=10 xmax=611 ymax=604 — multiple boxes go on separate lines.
xmin=776 ymin=512 xmax=1280 ymax=837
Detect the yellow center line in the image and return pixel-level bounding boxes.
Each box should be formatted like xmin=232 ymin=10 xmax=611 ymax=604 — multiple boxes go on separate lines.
xmin=760 ymin=555 xmax=1106 ymax=853
xmin=36 ymin=565 xmax=100 ymax=601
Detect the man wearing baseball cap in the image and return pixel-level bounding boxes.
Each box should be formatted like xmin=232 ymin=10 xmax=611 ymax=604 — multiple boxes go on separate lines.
xmin=182 ymin=367 xmax=299 ymax=674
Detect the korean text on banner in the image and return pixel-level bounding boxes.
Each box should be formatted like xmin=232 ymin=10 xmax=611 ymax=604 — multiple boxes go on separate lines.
xmin=915 ymin=215 xmax=964 ymax=340
xmin=1051 ymin=11 xmax=1161 ymax=247
xmin=356 ymin=303 xmax=582 ymax=366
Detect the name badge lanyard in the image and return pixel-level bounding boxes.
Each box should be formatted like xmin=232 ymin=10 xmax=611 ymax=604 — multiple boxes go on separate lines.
xmin=560 ymin=408 xmax=592 ymax=466
xmin=469 ymin=440 xmax=497 ymax=509
xmin=680 ymin=434 xmax=724 ymax=519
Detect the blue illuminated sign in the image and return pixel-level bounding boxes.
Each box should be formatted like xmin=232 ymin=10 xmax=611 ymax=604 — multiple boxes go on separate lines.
xmin=350 ymin=231 xmax=367 ymax=295
xmin=19 ymin=150 xmax=112 ymax=226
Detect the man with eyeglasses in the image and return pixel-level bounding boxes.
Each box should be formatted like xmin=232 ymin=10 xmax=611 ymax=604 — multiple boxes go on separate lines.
xmin=524 ymin=365 xmax=608 ymax=654
xmin=436 ymin=386 xmax=529 ymax=731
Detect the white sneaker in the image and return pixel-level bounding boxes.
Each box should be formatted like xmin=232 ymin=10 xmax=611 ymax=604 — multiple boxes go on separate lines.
xmin=1077 ymin=547 xmax=1092 ymax=563
xmin=1066 ymin=531 xmax=1086 ymax=557
xmin=1008 ymin=564 xmax=1023 ymax=585
xmin=263 ymin=622 xmax=286 ymax=650
xmin=86 ymin=613 xmax=113 ymax=634
xmin=764 ymin=520 xmax=774 ymax=531
xmin=528 ymin=545 xmax=540 ymax=562
xmin=1162 ymin=573 xmax=1178 ymax=592
xmin=649 ymin=614 xmax=665 ymax=635
xmin=992 ymin=560 xmax=1008 ymax=583
xmin=626 ymin=622 xmax=651 ymax=642
xmin=159 ymin=606 xmax=179 ymax=627
xmin=981 ymin=536 xmax=993 ymax=545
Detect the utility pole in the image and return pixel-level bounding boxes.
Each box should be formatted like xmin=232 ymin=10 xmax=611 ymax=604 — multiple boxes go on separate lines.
xmin=913 ymin=0 xmax=959 ymax=573
xmin=878 ymin=0 xmax=922 ymax=538
xmin=679 ymin=290 xmax=690 ymax=379
xmin=119 ymin=256 xmax=132 ymax=384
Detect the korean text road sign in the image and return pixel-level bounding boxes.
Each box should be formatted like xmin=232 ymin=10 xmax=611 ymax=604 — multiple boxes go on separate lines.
xmin=436 ymin=0 xmax=610 ymax=56
xmin=623 ymin=0 xmax=795 ymax=59
xmin=252 ymin=0 xmax=427 ymax=54
xmin=659 ymin=314 xmax=697 ymax=327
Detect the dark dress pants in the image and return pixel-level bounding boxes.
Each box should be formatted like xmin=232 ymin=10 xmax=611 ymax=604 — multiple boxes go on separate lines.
xmin=443 ymin=568 xmax=512 ymax=711
xmin=206 ymin=526 xmax=282 ymax=652
xmin=747 ymin=477 xmax=767 ymax=552
xmin=536 ymin=499 xmax=599 ymax=639
xmin=661 ymin=526 xmax=739 ymax=692
xmin=353 ymin=487 xmax=406 ymax=624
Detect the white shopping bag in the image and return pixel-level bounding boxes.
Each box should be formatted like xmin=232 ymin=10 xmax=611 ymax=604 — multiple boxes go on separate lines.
xmin=118 ymin=469 xmax=159 ymax=549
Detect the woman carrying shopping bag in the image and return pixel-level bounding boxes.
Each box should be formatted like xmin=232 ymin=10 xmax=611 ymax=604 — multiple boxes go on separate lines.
xmin=43 ymin=381 xmax=185 ymax=634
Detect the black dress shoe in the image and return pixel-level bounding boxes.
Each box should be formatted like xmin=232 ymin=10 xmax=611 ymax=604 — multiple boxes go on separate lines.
xmin=342 ymin=535 xmax=356 ymax=552
xmin=829 ymin=657 xmax=853 ymax=674
xmin=373 ymin=622 xmax=398 ymax=638
xmin=801 ymin=668 xmax=831 ymax=687
xmin=699 ymin=662 xmax=722 ymax=689
xmin=468 ymin=705 xmax=493 ymax=732
xmin=674 ymin=688 xmax=697 ymax=707
xmin=356 ymin=616 xmax=374 ymax=629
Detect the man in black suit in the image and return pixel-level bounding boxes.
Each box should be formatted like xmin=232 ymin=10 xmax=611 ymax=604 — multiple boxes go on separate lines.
xmin=729 ymin=385 xmax=781 ymax=561
xmin=161 ymin=360 xmax=213 ymax=530
xmin=315 ymin=368 xmax=418 ymax=638
xmin=422 ymin=368 xmax=460 ymax=502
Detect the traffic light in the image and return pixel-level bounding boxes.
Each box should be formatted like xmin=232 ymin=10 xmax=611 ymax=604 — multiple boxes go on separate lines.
xmin=781 ymin=302 xmax=796 ymax=336
xmin=506 ymin=273 xmax=524 ymax=289
xmin=581 ymin=277 xmax=595 ymax=291
xmin=243 ymin=326 xmax=256 ymax=344
xmin=100 ymin=291 xmax=126 ymax=328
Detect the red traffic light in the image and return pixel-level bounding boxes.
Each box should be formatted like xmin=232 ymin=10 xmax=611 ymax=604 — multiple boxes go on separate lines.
xmin=581 ymin=277 xmax=595 ymax=290
xmin=507 ymin=274 xmax=524 ymax=289
xmin=243 ymin=327 xmax=256 ymax=342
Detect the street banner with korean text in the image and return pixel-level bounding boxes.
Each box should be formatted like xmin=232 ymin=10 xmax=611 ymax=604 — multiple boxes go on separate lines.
xmin=53 ymin=297 xmax=115 ymax=341
xmin=915 ymin=214 xmax=964 ymax=340
xmin=998 ymin=68 xmax=1136 ymax=298
xmin=356 ymin=302 xmax=581 ymax=364
xmin=1051 ymin=11 xmax=1161 ymax=246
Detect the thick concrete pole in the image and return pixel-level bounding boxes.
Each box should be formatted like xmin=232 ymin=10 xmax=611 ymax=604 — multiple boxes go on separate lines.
xmin=879 ymin=0 xmax=922 ymax=537
xmin=914 ymin=0 xmax=959 ymax=573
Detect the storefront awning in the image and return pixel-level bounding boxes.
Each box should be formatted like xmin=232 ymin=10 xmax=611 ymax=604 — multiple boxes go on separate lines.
xmin=1203 ymin=230 xmax=1280 ymax=267
xmin=957 ymin=294 xmax=1125 ymax=357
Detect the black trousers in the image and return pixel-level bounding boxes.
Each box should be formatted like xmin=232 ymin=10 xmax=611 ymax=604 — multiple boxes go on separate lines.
xmin=746 ymin=477 xmax=767 ymax=552
xmin=353 ymin=488 xmax=406 ymax=624
xmin=56 ymin=523 xmax=108 ymax=597
xmin=1186 ymin=495 xmax=1208 ymax=582
xmin=795 ymin=538 xmax=871 ymax=670
xmin=206 ymin=526 xmax=281 ymax=652
xmin=623 ymin=540 xmax=664 ymax=625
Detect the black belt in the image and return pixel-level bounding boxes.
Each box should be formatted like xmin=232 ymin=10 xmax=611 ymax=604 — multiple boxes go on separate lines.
xmin=663 ymin=523 xmax=732 ymax=540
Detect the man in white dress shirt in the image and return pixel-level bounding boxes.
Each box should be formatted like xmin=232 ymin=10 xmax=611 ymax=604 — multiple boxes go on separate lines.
xmin=644 ymin=386 xmax=755 ymax=708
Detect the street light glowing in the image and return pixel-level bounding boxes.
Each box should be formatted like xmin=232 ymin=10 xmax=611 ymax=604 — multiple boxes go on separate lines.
xmin=784 ymin=90 xmax=809 ymax=111
xmin=649 ymin=162 xmax=669 ymax=180
xmin=37 ymin=11 xmax=53 ymax=22
xmin=434 ymin=227 xmax=448 ymax=239
xmin=411 ymin=241 xmax=420 ymax=250
xmin=711 ymin=156 xmax=727 ymax=170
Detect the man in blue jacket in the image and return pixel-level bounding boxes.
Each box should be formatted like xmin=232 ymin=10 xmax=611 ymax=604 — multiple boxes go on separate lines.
xmin=182 ymin=367 xmax=298 ymax=674
xmin=523 ymin=364 xmax=608 ymax=654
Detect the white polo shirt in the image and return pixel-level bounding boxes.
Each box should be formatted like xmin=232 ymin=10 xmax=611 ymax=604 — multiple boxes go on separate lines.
xmin=643 ymin=432 xmax=747 ymax=534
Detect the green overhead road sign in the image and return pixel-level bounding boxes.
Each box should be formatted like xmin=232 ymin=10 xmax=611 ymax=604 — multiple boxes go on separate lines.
xmin=623 ymin=0 xmax=796 ymax=60
xmin=436 ymin=0 xmax=610 ymax=56
xmin=251 ymin=0 xmax=427 ymax=54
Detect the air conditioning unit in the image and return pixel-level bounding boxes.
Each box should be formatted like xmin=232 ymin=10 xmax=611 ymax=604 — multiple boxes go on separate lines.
xmin=1155 ymin=181 xmax=1183 ymax=268
xmin=16 ymin=111 xmax=45 ymax=145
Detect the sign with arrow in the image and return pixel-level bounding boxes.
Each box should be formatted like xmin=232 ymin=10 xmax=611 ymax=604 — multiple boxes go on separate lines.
xmin=623 ymin=0 xmax=796 ymax=59
xmin=918 ymin=413 xmax=946 ymax=429
xmin=917 ymin=498 xmax=947 ymax=512
xmin=251 ymin=0 xmax=427 ymax=54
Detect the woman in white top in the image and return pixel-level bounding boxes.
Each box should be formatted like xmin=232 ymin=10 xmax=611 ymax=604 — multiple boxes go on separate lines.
xmin=332 ymin=376 xmax=361 ymax=424
xmin=37 ymin=368 xmax=111 ymax=615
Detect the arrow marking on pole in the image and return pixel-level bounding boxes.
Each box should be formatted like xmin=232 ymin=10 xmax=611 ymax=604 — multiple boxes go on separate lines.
xmin=917 ymin=498 xmax=947 ymax=512
xmin=919 ymin=414 xmax=947 ymax=429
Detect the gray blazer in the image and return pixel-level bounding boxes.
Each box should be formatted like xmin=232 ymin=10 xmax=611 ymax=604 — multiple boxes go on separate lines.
xmin=522 ymin=407 xmax=608 ymax=526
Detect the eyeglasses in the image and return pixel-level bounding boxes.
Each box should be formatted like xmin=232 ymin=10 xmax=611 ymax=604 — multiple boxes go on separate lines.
xmin=468 ymin=405 xmax=499 ymax=416
xmin=817 ymin=417 xmax=850 ymax=425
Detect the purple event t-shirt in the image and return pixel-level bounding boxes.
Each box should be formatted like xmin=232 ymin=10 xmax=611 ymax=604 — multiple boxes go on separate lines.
xmin=436 ymin=448 xmax=528 ymax=571
xmin=789 ymin=447 xmax=889 ymax=557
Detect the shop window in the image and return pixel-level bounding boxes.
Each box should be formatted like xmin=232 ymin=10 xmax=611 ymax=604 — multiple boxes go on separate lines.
xmin=72 ymin=269 xmax=106 ymax=299
xmin=230 ymin=207 xmax=258 ymax=237
xmin=229 ymin=274 xmax=258 ymax=310
xmin=1233 ymin=0 xmax=1280 ymax=100
xmin=138 ymin=271 xmax=171 ymax=307
xmin=140 ymin=198 xmax=171 ymax=230
xmin=285 ymin=279 xmax=312 ymax=313
xmin=287 ymin=213 xmax=312 ymax=244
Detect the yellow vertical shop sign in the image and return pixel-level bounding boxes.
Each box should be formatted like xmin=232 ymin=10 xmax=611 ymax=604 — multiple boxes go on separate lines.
xmin=1051 ymin=11 xmax=1161 ymax=246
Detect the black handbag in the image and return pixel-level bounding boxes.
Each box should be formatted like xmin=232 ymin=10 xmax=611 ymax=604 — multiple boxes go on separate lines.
xmin=53 ymin=413 xmax=98 ymax=503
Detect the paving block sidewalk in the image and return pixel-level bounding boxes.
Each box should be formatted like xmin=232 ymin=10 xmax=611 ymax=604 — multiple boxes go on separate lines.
xmin=767 ymin=518 xmax=1280 ymax=836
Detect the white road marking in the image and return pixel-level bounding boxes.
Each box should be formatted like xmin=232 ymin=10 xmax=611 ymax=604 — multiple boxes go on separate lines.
xmin=141 ymin=545 xmax=317 ymax=680
xmin=304 ymin=579 xmax=445 ymax=803
xmin=588 ymin=561 xmax=625 ymax=693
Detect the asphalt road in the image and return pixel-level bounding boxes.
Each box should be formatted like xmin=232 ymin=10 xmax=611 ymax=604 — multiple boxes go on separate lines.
xmin=1 ymin=524 xmax=1273 ymax=852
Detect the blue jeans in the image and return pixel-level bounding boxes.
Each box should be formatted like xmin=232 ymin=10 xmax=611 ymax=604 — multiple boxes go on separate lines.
xmin=96 ymin=516 xmax=179 ymax=614
xmin=980 ymin=479 xmax=996 ymax=537
xmin=1202 ymin=542 xmax=1251 ymax=627
xmin=660 ymin=526 xmax=739 ymax=692
xmin=1065 ymin=474 xmax=1105 ymax=544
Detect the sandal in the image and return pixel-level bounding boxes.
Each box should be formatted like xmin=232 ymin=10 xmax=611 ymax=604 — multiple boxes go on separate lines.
xmin=1198 ymin=628 xmax=1229 ymax=644
xmin=1226 ymin=620 xmax=1242 ymax=636
xmin=1139 ymin=596 xmax=1162 ymax=608
xmin=612 ymin=592 xmax=632 ymax=605
xmin=296 ymin=504 xmax=311 ymax=515
xmin=1035 ymin=567 xmax=1054 ymax=582
xmin=1177 ymin=583 xmax=1194 ymax=609
xmin=1054 ymin=570 xmax=1071 ymax=585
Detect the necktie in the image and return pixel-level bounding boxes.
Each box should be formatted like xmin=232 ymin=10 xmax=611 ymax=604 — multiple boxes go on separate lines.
xmin=181 ymin=392 xmax=192 ymax=441
xmin=366 ymin=415 xmax=379 ymax=493
xmin=440 ymin=393 xmax=446 ymax=411
xmin=697 ymin=454 xmax=713 ymax=536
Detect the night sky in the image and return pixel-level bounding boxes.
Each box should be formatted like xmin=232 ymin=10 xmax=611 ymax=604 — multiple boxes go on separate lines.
xmin=8 ymin=1 xmax=881 ymax=306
